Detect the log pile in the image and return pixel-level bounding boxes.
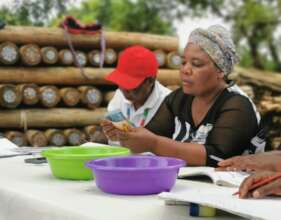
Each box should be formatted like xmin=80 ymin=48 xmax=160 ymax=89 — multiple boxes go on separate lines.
xmin=231 ymin=67 xmax=281 ymax=150
xmin=0 ymin=25 xmax=179 ymax=147
xmin=0 ymin=25 xmax=280 ymax=150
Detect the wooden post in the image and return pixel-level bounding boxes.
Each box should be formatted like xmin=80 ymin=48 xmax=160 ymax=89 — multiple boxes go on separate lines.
xmin=58 ymin=49 xmax=73 ymax=65
xmin=0 ymin=42 xmax=19 ymax=65
xmin=40 ymin=46 xmax=58 ymax=65
xmin=0 ymin=67 xmax=182 ymax=86
xmin=105 ymin=48 xmax=117 ymax=65
xmin=0 ymin=108 xmax=107 ymax=128
xmin=26 ymin=129 xmax=48 ymax=147
xmin=78 ymin=86 xmax=103 ymax=109
xmin=45 ymin=129 xmax=66 ymax=146
xmin=84 ymin=125 xmax=107 ymax=144
xmin=88 ymin=50 xmax=100 ymax=66
xmin=17 ymin=84 xmax=39 ymax=105
xmin=0 ymin=26 xmax=179 ymax=52
xmin=0 ymin=84 xmax=22 ymax=108
xmin=59 ymin=87 xmax=80 ymax=107
xmin=39 ymin=86 xmax=61 ymax=108
xmin=64 ymin=128 xmax=86 ymax=146
xmin=166 ymin=51 xmax=182 ymax=69
xmin=5 ymin=131 xmax=27 ymax=146
xmin=19 ymin=44 xmax=42 ymax=66
xmin=154 ymin=49 xmax=166 ymax=67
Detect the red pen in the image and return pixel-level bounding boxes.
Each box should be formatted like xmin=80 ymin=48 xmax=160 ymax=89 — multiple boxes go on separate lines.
xmin=233 ymin=172 xmax=281 ymax=196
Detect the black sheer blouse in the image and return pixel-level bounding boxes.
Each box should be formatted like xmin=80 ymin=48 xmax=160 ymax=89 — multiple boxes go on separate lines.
xmin=146 ymin=85 xmax=265 ymax=166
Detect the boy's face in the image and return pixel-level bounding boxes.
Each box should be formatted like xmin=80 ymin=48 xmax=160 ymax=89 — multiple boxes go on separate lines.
xmin=119 ymin=78 xmax=155 ymax=105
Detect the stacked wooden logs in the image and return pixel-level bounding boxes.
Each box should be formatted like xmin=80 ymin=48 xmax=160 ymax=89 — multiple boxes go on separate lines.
xmin=0 ymin=26 xmax=280 ymax=150
xmin=231 ymin=67 xmax=281 ymax=150
xmin=0 ymin=25 xmax=180 ymax=147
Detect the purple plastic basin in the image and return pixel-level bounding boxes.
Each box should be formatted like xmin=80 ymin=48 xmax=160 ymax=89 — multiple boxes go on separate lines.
xmin=86 ymin=155 xmax=186 ymax=195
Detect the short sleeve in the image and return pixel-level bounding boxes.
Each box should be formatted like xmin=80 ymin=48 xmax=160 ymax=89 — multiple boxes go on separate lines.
xmin=204 ymin=95 xmax=259 ymax=166
xmin=145 ymin=94 xmax=175 ymax=137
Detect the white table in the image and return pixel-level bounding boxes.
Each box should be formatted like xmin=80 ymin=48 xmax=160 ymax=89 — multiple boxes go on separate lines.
xmin=0 ymin=156 xmax=246 ymax=220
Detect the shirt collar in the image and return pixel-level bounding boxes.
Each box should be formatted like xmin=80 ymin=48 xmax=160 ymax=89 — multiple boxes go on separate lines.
xmin=122 ymin=80 xmax=162 ymax=113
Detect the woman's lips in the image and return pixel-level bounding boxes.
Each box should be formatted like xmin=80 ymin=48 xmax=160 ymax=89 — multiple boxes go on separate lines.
xmin=182 ymin=79 xmax=193 ymax=86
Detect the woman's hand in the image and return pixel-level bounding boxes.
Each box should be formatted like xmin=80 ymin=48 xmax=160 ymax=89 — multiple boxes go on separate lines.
xmin=100 ymin=119 xmax=119 ymax=141
xmin=117 ymin=127 xmax=158 ymax=153
xmin=216 ymin=152 xmax=281 ymax=172
xmin=238 ymin=171 xmax=281 ymax=198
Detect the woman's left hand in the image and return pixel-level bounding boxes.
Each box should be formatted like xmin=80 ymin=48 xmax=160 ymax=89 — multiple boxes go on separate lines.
xmin=117 ymin=127 xmax=157 ymax=153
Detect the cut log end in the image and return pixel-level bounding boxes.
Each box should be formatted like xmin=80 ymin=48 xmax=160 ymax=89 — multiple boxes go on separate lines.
xmin=41 ymin=46 xmax=58 ymax=64
xmin=45 ymin=129 xmax=66 ymax=146
xmin=88 ymin=50 xmax=100 ymax=66
xmin=64 ymin=128 xmax=86 ymax=146
xmin=20 ymin=44 xmax=42 ymax=66
xmin=154 ymin=49 xmax=166 ymax=67
xmin=26 ymin=130 xmax=48 ymax=147
xmin=0 ymin=42 xmax=19 ymax=65
xmin=39 ymin=86 xmax=61 ymax=108
xmin=0 ymin=84 xmax=21 ymax=108
xmin=17 ymin=84 xmax=39 ymax=105
xmin=105 ymin=48 xmax=117 ymax=65
xmin=59 ymin=49 xmax=74 ymax=65
xmin=5 ymin=131 xmax=27 ymax=146
xmin=59 ymin=87 xmax=80 ymax=107
xmin=166 ymin=52 xmax=182 ymax=69
xmin=79 ymin=86 xmax=103 ymax=109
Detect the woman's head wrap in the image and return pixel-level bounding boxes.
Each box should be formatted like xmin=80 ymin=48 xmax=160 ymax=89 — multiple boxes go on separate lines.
xmin=188 ymin=25 xmax=239 ymax=76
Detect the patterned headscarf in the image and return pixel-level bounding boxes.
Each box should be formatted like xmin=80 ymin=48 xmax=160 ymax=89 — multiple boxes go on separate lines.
xmin=188 ymin=25 xmax=239 ymax=76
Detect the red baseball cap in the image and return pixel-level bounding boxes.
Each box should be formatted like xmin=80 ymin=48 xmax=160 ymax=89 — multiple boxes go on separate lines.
xmin=106 ymin=46 xmax=158 ymax=90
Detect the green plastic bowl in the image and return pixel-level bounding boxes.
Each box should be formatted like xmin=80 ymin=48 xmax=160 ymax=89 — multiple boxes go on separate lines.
xmin=42 ymin=146 xmax=130 ymax=180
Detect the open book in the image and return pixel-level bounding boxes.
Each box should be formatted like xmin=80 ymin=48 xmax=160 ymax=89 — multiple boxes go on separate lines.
xmin=159 ymin=182 xmax=280 ymax=220
xmin=178 ymin=166 xmax=249 ymax=187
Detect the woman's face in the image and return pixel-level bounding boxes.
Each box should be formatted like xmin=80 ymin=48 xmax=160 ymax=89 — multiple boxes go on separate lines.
xmin=180 ymin=43 xmax=223 ymax=96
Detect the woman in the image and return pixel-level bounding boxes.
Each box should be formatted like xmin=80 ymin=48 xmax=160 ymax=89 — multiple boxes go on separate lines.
xmin=103 ymin=25 xmax=265 ymax=166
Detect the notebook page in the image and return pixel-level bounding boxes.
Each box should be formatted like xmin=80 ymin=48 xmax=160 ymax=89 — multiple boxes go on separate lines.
xmin=178 ymin=167 xmax=249 ymax=187
xmin=160 ymin=186 xmax=280 ymax=220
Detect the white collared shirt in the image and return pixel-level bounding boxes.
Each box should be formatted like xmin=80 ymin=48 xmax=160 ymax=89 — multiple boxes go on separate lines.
xmin=107 ymin=80 xmax=171 ymax=127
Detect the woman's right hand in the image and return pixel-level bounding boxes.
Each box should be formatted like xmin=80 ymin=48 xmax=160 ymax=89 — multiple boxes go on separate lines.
xmin=238 ymin=171 xmax=281 ymax=198
xmin=100 ymin=119 xmax=119 ymax=141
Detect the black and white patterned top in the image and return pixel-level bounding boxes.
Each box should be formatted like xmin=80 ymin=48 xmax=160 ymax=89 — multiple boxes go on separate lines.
xmin=146 ymin=84 xmax=265 ymax=166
